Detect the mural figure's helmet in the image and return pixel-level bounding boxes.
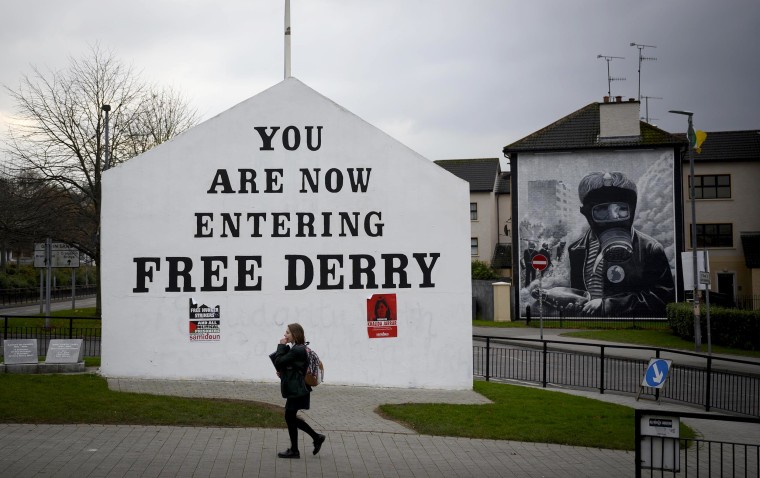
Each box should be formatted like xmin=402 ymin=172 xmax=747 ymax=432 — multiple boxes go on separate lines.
xmin=578 ymin=171 xmax=637 ymax=262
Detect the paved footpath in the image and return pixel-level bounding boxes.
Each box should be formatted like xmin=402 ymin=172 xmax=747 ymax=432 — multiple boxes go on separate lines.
xmin=3 ymin=378 xmax=758 ymax=478
xmin=1 ymin=379 xmax=637 ymax=478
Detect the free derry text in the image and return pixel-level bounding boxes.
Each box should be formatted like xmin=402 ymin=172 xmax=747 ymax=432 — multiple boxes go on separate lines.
xmin=131 ymin=125 xmax=442 ymax=294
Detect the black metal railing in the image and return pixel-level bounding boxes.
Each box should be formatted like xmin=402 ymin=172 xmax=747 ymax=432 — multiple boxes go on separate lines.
xmin=474 ymin=335 xmax=760 ymax=417
xmin=700 ymin=291 xmax=760 ymax=310
xmin=635 ymin=409 xmax=760 ymax=477
xmin=1 ymin=316 xmax=101 ymax=357
xmin=521 ymin=311 xmax=672 ymax=329
xmin=0 ymin=286 xmax=97 ymax=307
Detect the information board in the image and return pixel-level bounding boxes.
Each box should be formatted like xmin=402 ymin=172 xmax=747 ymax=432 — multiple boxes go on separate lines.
xmin=34 ymin=243 xmax=80 ymax=268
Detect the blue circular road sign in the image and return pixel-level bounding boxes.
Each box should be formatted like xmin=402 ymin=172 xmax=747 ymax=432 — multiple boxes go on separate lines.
xmin=643 ymin=359 xmax=671 ymax=388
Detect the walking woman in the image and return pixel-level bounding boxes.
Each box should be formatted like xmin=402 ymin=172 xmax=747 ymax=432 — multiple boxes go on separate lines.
xmin=273 ymin=323 xmax=326 ymax=459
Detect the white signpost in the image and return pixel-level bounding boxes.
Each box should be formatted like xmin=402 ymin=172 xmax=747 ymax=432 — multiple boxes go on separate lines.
xmin=34 ymin=241 xmax=80 ymax=317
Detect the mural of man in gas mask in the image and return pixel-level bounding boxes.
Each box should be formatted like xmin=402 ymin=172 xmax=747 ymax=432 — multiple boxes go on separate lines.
xmin=565 ymin=171 xmax=674 ymax=316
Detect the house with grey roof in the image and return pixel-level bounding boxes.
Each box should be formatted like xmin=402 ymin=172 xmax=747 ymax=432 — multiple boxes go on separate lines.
xmin=503 ymin=97 xmax=685 ymax=319
xmin=673 ymin=129 xmax=760 ymax=308
xmin=435 ymin=100 xmax=759 ymax=319
xmin=435 ymin=158 xmax=512 ymax=275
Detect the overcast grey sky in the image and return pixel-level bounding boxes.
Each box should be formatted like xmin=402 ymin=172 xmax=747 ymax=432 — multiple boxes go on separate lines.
xmin=2 ymin=0 xmax=759 ymax=160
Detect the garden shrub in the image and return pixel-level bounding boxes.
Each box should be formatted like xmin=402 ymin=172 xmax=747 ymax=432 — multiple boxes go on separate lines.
xmin=471 ymin=260 xmax=500 ymax=280
xmin=667 ymin=302 xmax=760 ymax=351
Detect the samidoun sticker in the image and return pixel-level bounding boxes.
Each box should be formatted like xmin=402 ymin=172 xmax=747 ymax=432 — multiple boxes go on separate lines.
xmin=189 ymin=298 xmax=221 ymax=341
xmin=366 ymin=294 xmax=397 ymax=338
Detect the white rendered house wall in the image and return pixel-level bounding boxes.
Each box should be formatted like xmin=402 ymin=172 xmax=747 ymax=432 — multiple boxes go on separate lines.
xmin=101 ymin=78 xmax=472 ymax=390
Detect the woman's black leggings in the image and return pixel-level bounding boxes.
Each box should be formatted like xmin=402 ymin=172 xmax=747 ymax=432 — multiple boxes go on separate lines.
xmin=285 ymin=409 xmax=317 ymax=451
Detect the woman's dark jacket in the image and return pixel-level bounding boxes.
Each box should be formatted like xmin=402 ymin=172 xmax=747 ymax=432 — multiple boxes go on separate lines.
xmin=273 ymin=343 xmax=310 ymax=399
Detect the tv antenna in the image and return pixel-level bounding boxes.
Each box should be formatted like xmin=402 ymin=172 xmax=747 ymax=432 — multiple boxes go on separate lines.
xmin=630 ymin=43 xmax=657 ymax=101
xmin=641 ymin=95 xmax=663 ymax=123
xmin=597 ymin=55 xmax=625 ymax=98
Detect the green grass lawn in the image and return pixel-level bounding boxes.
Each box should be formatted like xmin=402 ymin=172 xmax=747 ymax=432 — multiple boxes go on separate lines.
xmin=0 ymin=373 xmax=684 ymax=450
xmin=0 ymin=374 xmax=284 ymax=428
xmin=379 ymin=380 xmax=694 ymax=450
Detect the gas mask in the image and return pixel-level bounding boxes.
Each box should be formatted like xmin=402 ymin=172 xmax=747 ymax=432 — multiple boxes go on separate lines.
xmin=589 ymin=201 xmax=633 ymax=262
xmin=578 ymin=172 xmax=638 ymax=264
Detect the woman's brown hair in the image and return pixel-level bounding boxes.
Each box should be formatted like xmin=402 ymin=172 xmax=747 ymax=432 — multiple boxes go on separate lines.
xmin=288 ymin=323 xmax=306 ymax=345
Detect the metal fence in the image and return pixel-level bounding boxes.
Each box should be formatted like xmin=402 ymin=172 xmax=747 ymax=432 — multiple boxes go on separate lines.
xmin=520 ymin=303 xmax=674 ymax=322
xmin=735 ymin=294 xmax=760 ymax=311
xmin=1 ymin=316 xmax=101 ymax=357
xmin=524 ymin=315 xmax=671 ymax=329
xmin=5 ymin=320 xmax=759 ymax=417
xmin=0 ymin=286 xmax=97 ymax=307
xmin=635 ymin=409 xmax=760 ymax=477
xmin=473 ymin=335 xmax=760 ymax=417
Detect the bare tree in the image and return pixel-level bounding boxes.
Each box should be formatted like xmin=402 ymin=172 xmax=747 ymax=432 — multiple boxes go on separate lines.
xmin=0 ymin=170 xmax=80 ymax=268
xmin=3 ymin=45 xmax=199 ymax=311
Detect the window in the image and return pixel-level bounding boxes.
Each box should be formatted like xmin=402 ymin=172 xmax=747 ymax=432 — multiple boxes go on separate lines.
xmin=470 ymin=203 xmax=478 ymax=220
xmin=690 ymin=174 xmax=731 ymax=199
xmin=471 ymin=238 xmax=479 ymax=256
xmin=693 ymin=223 xmax=733 ymax=248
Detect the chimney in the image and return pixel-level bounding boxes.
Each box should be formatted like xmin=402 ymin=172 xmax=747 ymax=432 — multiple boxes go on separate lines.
xmin=599 ymin=99 xmax=641 ymax=139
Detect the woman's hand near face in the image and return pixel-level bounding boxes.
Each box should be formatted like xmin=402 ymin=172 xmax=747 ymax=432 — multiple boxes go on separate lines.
xmin=280 ymin=328 xmax=293 ymax=345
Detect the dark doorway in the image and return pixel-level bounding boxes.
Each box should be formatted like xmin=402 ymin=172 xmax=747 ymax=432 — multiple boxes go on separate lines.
xmin=717 ymin=272 xmax=735 ymax=305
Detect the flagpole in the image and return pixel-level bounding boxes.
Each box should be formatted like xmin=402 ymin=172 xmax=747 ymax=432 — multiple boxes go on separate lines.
xmin=284 ymin=0 xmax=291 ymax=79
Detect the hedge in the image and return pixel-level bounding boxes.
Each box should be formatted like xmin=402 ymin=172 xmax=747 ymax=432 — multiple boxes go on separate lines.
xmin=666 ymin=302 xmax=760 ymax=351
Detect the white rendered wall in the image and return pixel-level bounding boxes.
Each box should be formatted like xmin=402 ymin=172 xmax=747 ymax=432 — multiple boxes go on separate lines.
xmin=599 ymin=102 xmax=641 ymax=138
xmin=101 ymin=78 xmax=473 ymax=389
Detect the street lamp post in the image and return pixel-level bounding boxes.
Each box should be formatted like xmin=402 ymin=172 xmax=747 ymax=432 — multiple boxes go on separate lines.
xmin=98 ymin=104 xmax=111 ymax=316
xmin=102 ymin=104 xmax=111 ymax=171
xmin=669 ymin=109 xmax=702 ymax=352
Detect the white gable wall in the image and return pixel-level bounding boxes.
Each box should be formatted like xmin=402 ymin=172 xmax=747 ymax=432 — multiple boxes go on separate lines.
xmin=101 ymin=78 xmax=472 ymax=389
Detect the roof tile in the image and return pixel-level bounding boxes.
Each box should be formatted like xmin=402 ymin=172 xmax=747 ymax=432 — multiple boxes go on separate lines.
xmin=435 ymin=158 xmax=500 ymax=192
xmin=503 ymin=102 xmax=684 ymax=153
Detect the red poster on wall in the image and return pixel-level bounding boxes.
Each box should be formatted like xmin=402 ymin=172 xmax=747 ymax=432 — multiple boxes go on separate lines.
xmin=366 ymin=294 xmax=397 ymax=339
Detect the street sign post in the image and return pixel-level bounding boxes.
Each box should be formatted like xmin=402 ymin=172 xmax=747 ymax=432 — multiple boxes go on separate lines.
xmin=34 ymin=243 xmax=80 ymax=268
xmin=531 ymin=254 xmax=549 ymax=339
xmin=702 ymin=250 xmax=712 ymax=356
xmin=34 ymin=241 xmax=81 ymax=321
xmin=699 ymin=271 xmax=710 ymax=285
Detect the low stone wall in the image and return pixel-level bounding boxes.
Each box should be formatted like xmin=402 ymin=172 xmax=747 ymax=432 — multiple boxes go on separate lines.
xmin=0 ymin=362 xmax=85 ymax=374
